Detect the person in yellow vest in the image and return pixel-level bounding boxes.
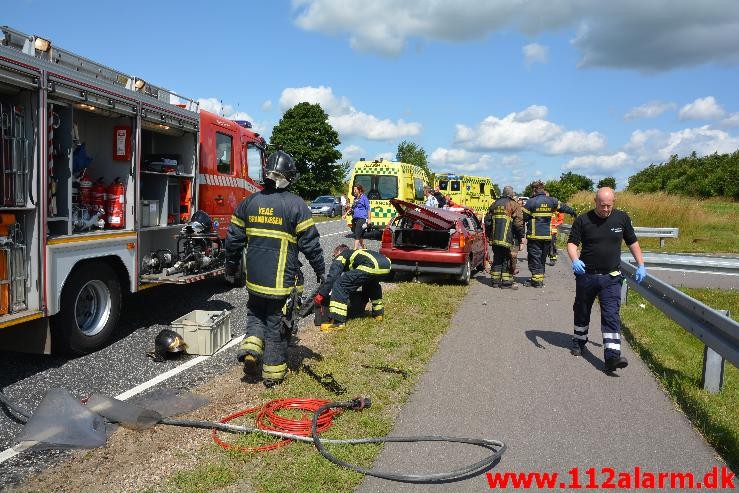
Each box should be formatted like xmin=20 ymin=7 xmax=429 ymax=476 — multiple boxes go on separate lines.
xmin=549 ymin=209 xmax=565 ymax=265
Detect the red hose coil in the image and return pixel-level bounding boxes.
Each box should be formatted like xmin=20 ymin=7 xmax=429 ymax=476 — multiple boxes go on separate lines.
xmin=212 ymin=398 xmax=340 ymax=453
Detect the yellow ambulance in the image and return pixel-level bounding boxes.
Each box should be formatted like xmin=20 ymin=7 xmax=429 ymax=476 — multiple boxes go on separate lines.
xmin=434 ymin=173 xmax=497 ymax=217
xmin=346 ymin=158 xmax=429 ymax=230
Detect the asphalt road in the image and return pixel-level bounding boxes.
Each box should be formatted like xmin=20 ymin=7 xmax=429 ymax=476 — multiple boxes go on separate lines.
xmin=358 ymin=257 xmax=734 ymax=492
xmin=0 ymin=217 xmax=375 ymax=489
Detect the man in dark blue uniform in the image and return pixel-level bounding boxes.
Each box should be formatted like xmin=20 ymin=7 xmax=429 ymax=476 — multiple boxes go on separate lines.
xmin=225 ymin=151 xmax=325 ymax=387
xmin=484 ymin=186 xmax=524 ymax=289
xmin=314 ymin=244 xmax=391 ymax=331
xmin=567 ymin=187 xmax=646 ymax=372
xmin=523 ymin=181 xmax=576 ymax=287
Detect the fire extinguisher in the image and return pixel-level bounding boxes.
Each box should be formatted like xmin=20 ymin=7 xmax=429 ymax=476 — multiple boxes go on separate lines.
xmin=79 ymin=169 xmax=92 ymax=208
xmin=91 ymin=177 xmax=107 ymax=221
xmin=106 ymin=177 xmax=125 ymax=229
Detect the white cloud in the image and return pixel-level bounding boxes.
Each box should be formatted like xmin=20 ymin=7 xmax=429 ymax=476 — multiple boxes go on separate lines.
xmin=679 ymin=96 xmax=726 ymax=121
xmin=585 ymin=125 xmax=739 ymax=176
xmin=429 ymin=148 xmax=493 ymax=173
xmin=564 ymin=151 xmax=631 ymax=172
xmin=453 ymin=105 xmax=605 ymax=154
xmin=522 ymin=43 xmax=549 ymax=68
xmin=292 ymin=0 xmax=739 ymax=70
xmin=719 ymin=112 xmax=739 ymax=128
xmin=375 ymin=152 xmax=395 ymax=161
xmin=341 ymin=144 xmax=365 ymax=161
xmin=261 ymin=100 xmax=273 ymax=112
xmin=278 ymin=85 xmax=421 ymax=140
xmin=624 ymin=100 xmax=676 ymax=120
xmin=197 ymin=97 xmax=267 ymax=134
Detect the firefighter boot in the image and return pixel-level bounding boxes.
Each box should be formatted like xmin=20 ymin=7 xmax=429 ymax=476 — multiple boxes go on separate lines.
xmin=242 ymin=353 xmax=260 ymax=377
xmin=320 ymin=320 xmax=346 ymax=332
xmin=605 ymin=355 xmax=628 ymax=372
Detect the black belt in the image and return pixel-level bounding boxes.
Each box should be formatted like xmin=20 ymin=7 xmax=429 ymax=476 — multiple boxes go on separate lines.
xmin=585 ymin=268 xmax=619 ymax=275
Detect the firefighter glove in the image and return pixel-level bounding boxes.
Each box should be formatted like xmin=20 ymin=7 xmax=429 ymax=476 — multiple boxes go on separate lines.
xmin=572 ymin=259 xmax=586 ymax=275
xmin=313 ymin=293 xmax=324 ymax=305
xmin=635 ymin=264 xmax=646 ymax=284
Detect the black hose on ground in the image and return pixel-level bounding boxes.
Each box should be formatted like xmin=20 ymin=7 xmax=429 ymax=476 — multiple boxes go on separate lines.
xmin=310 ymin=397 xmax=506 ymax=484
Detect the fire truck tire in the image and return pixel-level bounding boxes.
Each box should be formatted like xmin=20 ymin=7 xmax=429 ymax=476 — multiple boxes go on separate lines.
xmin=52 ymin=262 xmax=122 ymax=355
xmin=458 ymin=257 xmax=472 ymax=285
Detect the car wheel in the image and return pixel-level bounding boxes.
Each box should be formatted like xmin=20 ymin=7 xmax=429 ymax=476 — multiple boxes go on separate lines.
xmin=329 ymin=208 xmax=336 ymax=218
xmin=458 ymin=257 xmax=471 ymax=285
xmin=51 ymin=262 xmax=122 ymax=355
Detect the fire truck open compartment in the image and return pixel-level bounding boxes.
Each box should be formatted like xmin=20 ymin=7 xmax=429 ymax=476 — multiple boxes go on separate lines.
xmin=0 ymin=81 xmax=41 ymax=316
xmin=46 ymin=101 xmax=136 ymax=236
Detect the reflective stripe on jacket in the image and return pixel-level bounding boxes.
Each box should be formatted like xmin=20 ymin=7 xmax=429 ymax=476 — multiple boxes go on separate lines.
xmin=484 ymin=196 xmax=524 ymax=248
xmin=225 ymin=188 xmax=325 ymax=299
xmin=319 ymin=249 xmax=391 ymax=297
xmin=523 ymin=192 xmax=576 ymax=240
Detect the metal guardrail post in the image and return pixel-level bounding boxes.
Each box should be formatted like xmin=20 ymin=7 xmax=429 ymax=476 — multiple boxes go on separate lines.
xmin=620 ymin=260 xmax=739 ymax=369
xmin=702 ymin=310 xmax=728 ymax=393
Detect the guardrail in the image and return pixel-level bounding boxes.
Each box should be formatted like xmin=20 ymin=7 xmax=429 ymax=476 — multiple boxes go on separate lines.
xmin=620 ymin=258 xmax=738 ymax=392
xmin=558 ymin=224 xmax=679 ymax=247
xmin=624 ymin=252 xmax=739 ymax=276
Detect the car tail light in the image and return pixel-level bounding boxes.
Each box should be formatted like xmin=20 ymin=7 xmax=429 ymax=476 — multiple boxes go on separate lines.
xmin=381 ymin=227 xmax=392 ymax=245
xmin=450 ymin=231 xmax=465 ymax=249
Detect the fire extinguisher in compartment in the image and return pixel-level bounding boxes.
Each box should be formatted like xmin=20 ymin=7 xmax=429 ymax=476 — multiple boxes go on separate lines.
xmin=79 ymin=169 xmax=92 ymax=208
xmin=106 ymin=177 xmax=125 ymax=229
xmin=92 ymin=177 xmax=106 ymax=220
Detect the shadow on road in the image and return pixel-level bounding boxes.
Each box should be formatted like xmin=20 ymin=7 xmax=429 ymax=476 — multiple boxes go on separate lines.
xmin=524 ymin=329 xmax=607 ymax=372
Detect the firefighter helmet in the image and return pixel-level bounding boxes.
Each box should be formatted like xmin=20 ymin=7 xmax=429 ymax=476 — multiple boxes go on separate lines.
xmin=151 ymin=329 xmax=187 ymax=362
xmin=264 ymin=150 xmax=298 ymax=187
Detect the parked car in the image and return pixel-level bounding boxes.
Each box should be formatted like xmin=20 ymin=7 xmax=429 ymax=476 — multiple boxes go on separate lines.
xmin=309 ymin=196 xmax=342 ymax=217
xmin=380 ymin=199 xmax=487 ymax=284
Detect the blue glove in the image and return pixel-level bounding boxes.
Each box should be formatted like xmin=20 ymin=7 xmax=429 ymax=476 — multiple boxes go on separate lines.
xmin=572 ymin=259 xmax=586 ymax=275
xmin=635 ymin=264 xmax=646 ymax=284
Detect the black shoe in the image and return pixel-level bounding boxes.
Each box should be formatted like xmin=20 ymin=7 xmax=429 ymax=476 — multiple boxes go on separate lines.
xmin=500 ymin=283 xmax=519 ymax=290
xmin=604 ymin=356 xmax=628 ymax=372
xmin=529 ymin=281 xmax=544 ymax=288
xmin=263 ymin=378 xmax=284 ymax=388
xmin=570 ymin=342 xmax=585 ymax=356
xmin=491 ymin=281 xmax=501 ymax=288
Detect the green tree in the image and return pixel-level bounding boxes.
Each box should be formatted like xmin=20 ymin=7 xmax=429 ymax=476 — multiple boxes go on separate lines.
xmin=396 ymin=140 xmax=433 ymax=184
xmin=597 ymin=177 xmax=617 ymax=189
xmin=269 ymin=102 xmax=343 ymax=198
xmin=559 ymin=172 xmax=594 ymax=192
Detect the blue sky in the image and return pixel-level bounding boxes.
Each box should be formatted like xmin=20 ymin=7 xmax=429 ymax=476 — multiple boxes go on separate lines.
xmin=5 ymin=0 xmax=739 ymax=192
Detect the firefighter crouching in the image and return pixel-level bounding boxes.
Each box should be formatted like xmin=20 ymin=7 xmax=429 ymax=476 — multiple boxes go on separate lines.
xmin=484 ymin=186 xmax=524 ymax=289
xmin=314 ymin=245 xmax=391 ymax=332
xmin=225 ymin=151 xmax=325 ymax=387
xmin=522 ymin=181 xmax=576 ymax=287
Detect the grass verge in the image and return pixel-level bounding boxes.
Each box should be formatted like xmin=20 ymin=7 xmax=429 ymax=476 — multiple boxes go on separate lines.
xmin=567 ymin=191 xmax=739 ymax=253
xmin=155 ymin=281 xmax=468 ymax=493
xmin=620 ymin=288 xmax=739 ymax=471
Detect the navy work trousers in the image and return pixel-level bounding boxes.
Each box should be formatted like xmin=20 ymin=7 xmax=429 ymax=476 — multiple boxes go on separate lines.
xmin=572 ymin=272 xmax=624 ymax=360
xmin=246 ymin=294 xmax=289 ymax=381
xmin=527 ymin=239 xmax=550 ymax=283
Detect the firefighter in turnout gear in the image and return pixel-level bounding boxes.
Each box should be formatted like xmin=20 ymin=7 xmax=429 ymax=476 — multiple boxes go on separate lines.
xmin=314 ymin=245 xmax=391 ymax=332
xmin=225 ymin=151 xmax=325 ymax=387
xmin=484 ymin=186 xmax=524 ymax=289
xmin=522 ymin=181 xmax=576 ymax=287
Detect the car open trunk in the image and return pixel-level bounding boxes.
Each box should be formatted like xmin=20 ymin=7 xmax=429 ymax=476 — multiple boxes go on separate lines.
xmin=389 ymin=198 xmax=467 ymax=250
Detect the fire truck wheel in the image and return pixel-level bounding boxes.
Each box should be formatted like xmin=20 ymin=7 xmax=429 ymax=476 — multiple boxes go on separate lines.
xmin=458 ymin=257 xmax=472 ymax=285
xmin=52 ymin=262 xmax=122 ymax=355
